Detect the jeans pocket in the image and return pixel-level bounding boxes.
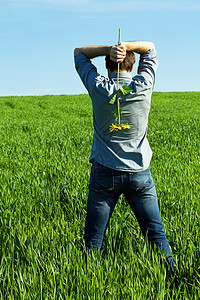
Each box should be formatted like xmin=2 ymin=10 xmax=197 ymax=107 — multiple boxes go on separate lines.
xmin=89 ymin=163 xmax=114 ymax=192
xmin=129 ymin=170 xmax=154 ymax=191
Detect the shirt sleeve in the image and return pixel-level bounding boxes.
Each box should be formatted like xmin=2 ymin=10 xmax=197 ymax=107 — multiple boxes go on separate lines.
xmin=74 ymin=53 xmax=115 ymax=101
xmin=135 ymin=48 xmax=158 ymax=89
xmin=74 ymin=53 xmax=98 ymax=91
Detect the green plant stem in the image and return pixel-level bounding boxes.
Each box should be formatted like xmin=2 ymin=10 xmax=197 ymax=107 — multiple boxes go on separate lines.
xmin=117 ymin=28 xmax=121 ymax=125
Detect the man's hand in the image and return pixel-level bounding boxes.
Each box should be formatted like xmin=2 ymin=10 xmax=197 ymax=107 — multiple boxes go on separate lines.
xmin=110 ymin=45 xmax=126 ymax=63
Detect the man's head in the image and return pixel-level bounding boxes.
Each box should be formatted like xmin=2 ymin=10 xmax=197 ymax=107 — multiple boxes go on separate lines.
xmin=105 ymin=51 xmax=135 ymax=76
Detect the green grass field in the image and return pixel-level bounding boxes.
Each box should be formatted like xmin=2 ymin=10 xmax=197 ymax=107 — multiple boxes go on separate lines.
xmin=0 ymin=92 xmax=199 ymax=299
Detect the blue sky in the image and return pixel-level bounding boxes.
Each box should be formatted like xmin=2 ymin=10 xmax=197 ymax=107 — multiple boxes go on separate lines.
xmin=1 ymin=0 xmax=200 ymax=96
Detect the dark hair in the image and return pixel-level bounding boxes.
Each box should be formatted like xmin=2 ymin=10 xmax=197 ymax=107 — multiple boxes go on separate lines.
xmin=105 ymin=51 xmax=135 ymax=72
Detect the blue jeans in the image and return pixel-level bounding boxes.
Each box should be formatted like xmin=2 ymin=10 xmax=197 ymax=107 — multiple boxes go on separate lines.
xmin=84 ymin=160 xmax=175 ymax=275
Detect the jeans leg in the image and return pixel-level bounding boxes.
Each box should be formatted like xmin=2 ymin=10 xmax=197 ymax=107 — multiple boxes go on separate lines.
xmin=124 ymin=169 xmax=175 ymax=275
xmin=84 ymin=189 xmax=118 ymax=253
xmin=84 ymin=162 xmax=119 ymax=253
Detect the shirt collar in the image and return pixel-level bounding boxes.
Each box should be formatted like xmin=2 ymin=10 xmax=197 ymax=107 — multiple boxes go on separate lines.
xmin=110 ymin=72 xmax=132 ymax=80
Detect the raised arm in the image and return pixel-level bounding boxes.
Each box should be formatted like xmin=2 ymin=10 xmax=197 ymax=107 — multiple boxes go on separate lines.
xmin=74 ymin=46 xmax=111 ymax=58
xmin=109 ymin=41 xmax=155 ymax=63
xmin=74 ymin=45 xmax=126 ymax=62
xmin=122 ymin=41 xmax=155 ymax=54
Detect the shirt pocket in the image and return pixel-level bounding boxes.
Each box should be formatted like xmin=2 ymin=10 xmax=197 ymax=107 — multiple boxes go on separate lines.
xmin=129 ymin=171 xmax=154 ymax=191
xmin=89 ymin=168 xmax=114 ymax=192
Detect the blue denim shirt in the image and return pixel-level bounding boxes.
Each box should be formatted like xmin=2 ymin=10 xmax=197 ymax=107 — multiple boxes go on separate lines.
xmin=74 ymin=49 xmax=158 ymax=171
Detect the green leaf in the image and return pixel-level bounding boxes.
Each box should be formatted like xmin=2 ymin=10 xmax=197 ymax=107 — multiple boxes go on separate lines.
xmin=109 ymin=93 xmax=117 ymax=104
xmin=120 ymin=85 xmax=133 ymax=95
xmin=109 ymin=86 xmax=132 ymax=104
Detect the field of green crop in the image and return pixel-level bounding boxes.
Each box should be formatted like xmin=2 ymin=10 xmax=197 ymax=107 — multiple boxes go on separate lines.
xmin=0 ymin=92 xmax=199 ymax=299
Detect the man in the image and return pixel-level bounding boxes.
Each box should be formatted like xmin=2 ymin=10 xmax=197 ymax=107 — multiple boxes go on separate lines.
xmin=74 ymin=40 xmax=176 ymax=281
